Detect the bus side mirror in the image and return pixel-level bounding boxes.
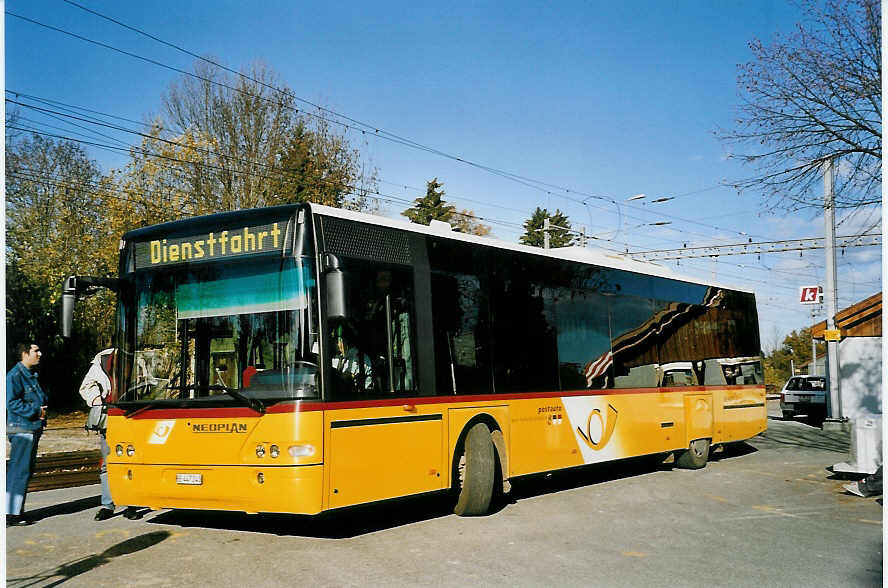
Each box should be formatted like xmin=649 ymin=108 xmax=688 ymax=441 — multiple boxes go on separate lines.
xmin=324 ymin=254 xmax=347 ymax=321
xmin=60 ymin=275 xmax=119 ymax=338
xmin=61 ymin=276 xmax=77 ymax=338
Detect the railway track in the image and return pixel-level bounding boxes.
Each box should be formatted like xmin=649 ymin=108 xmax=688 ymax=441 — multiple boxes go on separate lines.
xmin=6 ymin=449 xmax=102 ymax=492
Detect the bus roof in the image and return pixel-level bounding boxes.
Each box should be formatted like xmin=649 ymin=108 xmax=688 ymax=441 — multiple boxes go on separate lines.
xmin=122 ymin=204 xmax=302 ymax=242
xmin=308 ymin=202 xmax=754 ymax=294
xmin=120 ymin=202 xmax=752 ymax=294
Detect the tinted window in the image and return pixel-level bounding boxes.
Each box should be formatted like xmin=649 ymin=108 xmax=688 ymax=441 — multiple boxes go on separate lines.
xmin=428 ymin=238 xmax=492 ymax=395
xmin=609 ymin=292 xmax=659 ymax=388
xmin=328 ymin=262 xmax=416 ymax=399
xmin=651 ymin=275 xmax=709 ymax=306
xmin=550 ymin=286 xmax=612 ymax=389
xmin=490 ymin=251 xmax=559 ymax=393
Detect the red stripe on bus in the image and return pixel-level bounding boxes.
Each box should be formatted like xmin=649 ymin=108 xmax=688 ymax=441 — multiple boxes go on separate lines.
xmin=107 ymin=384 xmax=763 ymax=418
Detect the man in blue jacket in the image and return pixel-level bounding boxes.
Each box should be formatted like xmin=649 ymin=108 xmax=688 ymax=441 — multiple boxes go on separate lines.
xmin=7 ymin=342 xmax=47 ymax=526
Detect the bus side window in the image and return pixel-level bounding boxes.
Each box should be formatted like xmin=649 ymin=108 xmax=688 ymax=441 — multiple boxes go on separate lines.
xmin=551 ymin=285 xmax=612 ymax=390
xmin=328 ymin=262 xmax=417 ymax=399
xmin=490 ymin=251 xmax=559 ymax=393
xmin=428 ymin=238 xmax=492 ymax=395
xmin=430 ymin=272 xmax=491 ymax=395
xmin=608 ymin=288 xmax=660 ymax=389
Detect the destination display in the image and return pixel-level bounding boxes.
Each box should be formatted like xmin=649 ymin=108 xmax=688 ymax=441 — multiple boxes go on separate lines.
xmin=133 ymin=221 xmax=284 ymax=268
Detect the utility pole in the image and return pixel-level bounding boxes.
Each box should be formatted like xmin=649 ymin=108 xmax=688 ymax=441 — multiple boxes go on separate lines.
xmin=811 ymin=306 xmax=817 ymax=376
xmin=823 ymin=158 xmax=843 ymax=422
xmin=543 ymin=217 xmax=550 ymax=250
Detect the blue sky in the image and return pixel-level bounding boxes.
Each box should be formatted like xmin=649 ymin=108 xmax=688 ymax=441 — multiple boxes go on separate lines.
xmin=5 ymin=1 xmax=882 ymax=348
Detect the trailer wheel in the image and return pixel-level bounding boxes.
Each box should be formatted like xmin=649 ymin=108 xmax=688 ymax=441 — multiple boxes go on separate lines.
xmin=676 ymin=438 xmax=710 ymax=469
xmin=454 ymin=422 xmax=495 ymax=516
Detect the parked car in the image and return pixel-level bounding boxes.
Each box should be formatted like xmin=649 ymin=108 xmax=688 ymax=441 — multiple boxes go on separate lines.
xmin=780 ymin=375 xmax=827 ymax=420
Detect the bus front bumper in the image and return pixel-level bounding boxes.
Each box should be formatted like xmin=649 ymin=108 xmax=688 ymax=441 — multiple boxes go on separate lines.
xmin=107 ymin=462 xmax=324 ymax=515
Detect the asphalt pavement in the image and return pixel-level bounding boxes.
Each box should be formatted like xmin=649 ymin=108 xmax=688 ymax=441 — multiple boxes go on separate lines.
xmin=4 ymin=416 xmax=882 ymax=587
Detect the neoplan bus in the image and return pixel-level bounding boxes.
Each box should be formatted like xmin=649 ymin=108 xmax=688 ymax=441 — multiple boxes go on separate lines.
xmin=61 ymin=203 xmax=766 ymax=517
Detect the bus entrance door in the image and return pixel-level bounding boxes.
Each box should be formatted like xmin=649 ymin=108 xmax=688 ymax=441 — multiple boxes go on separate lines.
xmin=326 ymin=408 xmax=445 ymax=509
xmin=684 ymin=394 xmax=713 ymax=446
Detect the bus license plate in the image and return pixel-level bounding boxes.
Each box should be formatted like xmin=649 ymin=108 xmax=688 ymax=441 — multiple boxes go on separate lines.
xmin=176 ymin=473 xmax=203 ymax=485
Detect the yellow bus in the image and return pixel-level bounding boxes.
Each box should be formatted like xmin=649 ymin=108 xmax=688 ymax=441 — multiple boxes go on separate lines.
xmin=62 ymin=203 xmax=766 ymax=517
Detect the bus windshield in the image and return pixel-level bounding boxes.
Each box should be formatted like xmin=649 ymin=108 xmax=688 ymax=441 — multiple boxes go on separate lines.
xmin=118 ymin=255 xmax=319 ymax=405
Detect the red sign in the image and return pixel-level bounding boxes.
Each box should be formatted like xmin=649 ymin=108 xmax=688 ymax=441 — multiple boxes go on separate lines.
xmin=799 ymin=286 xmax=822 ymax=305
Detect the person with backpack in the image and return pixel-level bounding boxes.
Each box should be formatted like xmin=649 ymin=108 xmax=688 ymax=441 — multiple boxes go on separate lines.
xmin=78 ymin=349 xmax=117 ymax=521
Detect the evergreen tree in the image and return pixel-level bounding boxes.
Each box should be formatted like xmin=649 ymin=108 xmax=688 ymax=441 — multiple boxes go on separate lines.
xmin=402 ymin=178 xmax=455 ymax=225
xmin=520 ymin=207 xmax=575 ymax=248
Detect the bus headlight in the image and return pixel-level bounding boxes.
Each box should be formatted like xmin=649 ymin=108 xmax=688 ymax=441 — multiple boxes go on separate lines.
xmin=270 ymin=445 xmax=280 ymax=458
xmin=116 ymin=444 xmax=124 ymax=456
xmin=288 ymin=444 xmax=315 ymax=457
xmin=126 ymin=445 xmax=135 ymax=457
xmin=256 ymin=444 xmax=266 ymax=458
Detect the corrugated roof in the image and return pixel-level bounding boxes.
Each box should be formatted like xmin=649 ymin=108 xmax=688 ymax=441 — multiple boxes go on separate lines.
xmin=811 ymin=292 xmax=882 ymax=338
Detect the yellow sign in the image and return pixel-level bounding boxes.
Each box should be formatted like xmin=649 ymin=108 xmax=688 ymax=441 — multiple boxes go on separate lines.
xmin=134 ymin=222 xmax=283 ymax=268
xmin=823 ymin=329 xmax=841 ymax=341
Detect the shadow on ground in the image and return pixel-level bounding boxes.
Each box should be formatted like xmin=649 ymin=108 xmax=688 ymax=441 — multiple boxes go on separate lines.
xmin=144 ymin=448 xmax=759 ymax=538
xmin=147 ymin=496 xmax=454 ymax=539
xmin=7 ymin=531 xmax=171 ymax=588
xmin=754 ymin=420 xmax=849 ymax=453
xmin=25 ymin=495 xmax=100 ymax=524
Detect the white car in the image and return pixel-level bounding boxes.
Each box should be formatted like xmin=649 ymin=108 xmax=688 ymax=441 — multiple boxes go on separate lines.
xmin=780 ymin=375 xmax=827 ymax=420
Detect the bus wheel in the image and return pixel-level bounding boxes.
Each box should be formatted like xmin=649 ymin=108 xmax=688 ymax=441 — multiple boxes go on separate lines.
xmin=454 ymin=422 xmax=495 ymax=516
xmin=675 ymin=438 xmax=710 ymax=469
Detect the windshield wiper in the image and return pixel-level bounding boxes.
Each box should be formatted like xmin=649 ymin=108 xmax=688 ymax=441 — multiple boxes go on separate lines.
xmin=167 ymin=384 xmax=266 ymax=414
xmin=215 ymin=385 xmax=265 ymax=414
xmin=124 ymin=385 xmax=265 ymax=415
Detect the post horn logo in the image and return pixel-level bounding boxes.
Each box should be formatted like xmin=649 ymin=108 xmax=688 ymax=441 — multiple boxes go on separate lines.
xmin=577 ymin=404 xmax=618 ymax=450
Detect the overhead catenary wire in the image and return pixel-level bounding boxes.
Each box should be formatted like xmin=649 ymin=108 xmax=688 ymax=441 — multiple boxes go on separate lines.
xmin=11 ymin=121 xmax=868 ymax=287
xmin=8 ymin=9 xmax=779 ymax=242
xmin=11 ymin=117 xmax=878 ymax=292
xmin=7 ymin=5 xmax=881 ymax=345
xmin=10 ymin=161 xmax=877 ymax=313
xmin=7 ymin=107 xmax=640 ymax=249
xmin=7 ymin=93 xmax=539 ymax=224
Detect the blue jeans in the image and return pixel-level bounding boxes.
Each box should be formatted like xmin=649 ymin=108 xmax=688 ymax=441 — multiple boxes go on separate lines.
xmin=99 ymin=433 xmax=114 ymax=509
xmin=7 ymin=430 xmax=41 ymax=515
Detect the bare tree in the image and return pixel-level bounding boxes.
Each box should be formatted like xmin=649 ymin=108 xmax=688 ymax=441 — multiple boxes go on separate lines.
xmin=159 ymin=60 xmax=375 ymax=212
xmin=452 ymin=209 xmax=492 ymax=236
xmin=719 ymin=0 xmax=880 ymax=210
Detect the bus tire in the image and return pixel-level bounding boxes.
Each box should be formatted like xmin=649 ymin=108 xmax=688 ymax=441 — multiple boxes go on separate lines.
xmin=675 ymin=438 xmax=710 ymax=469
xmin=454 ymin=422 xmax=495 ymax=516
